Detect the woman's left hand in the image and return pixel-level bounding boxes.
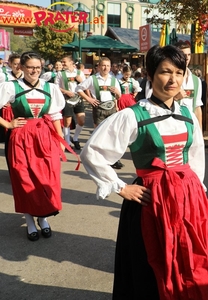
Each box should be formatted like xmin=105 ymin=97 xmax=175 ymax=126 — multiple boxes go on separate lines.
xmin=118 ymin=184 xmax=151 ymax=206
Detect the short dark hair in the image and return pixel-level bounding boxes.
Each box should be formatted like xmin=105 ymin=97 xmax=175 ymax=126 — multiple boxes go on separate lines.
xmin=174 ymin=41 xmax=191 ymax=50
xmin=8 ymin=53 xmax=20 ymax=63
xmin=122 ymin=65 xmax=131 ymax=73
xmin=146 ymin=45 xmax=186 ymax=81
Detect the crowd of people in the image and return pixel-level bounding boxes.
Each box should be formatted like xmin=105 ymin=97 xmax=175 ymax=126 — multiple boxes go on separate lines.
xmin=0 ymin=42 xmax=207 ymax=299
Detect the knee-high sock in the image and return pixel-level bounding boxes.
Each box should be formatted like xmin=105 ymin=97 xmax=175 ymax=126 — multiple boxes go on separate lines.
xmin=38 ymin=217 xmax=49 ymax=229
xmin=63 ymin=127 xmax=70 ymax=145
xmin=24 ymin=213 xmax=37 ymax=234
xmin=73 ymin=124 xmax=83 ymax=141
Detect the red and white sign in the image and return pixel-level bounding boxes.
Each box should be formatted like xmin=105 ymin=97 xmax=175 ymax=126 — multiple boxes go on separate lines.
xmin=0 ymin=5 xmax=33 ymax=27
xmin=0 ymin=28 xmax=6 ymax=48
xmin=14 ymin=27 xmax=33 ymax=36
xmin=139 ymin=24 xmax=151 ymax=52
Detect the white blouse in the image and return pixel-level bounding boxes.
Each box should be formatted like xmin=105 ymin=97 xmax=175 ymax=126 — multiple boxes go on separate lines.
xmin=80 ymin=99 xmax=205 ymax=199
xmin=0 ymin=78 xmax=65 ymax=120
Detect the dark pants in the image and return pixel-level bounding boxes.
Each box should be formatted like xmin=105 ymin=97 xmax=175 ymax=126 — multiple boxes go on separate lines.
xmin=92 ymin=106 xmax=117 ymax=126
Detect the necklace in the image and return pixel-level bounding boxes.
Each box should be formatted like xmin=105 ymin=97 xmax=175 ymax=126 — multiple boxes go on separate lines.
xmin=150 ymin=94 xmax=174 ymax=111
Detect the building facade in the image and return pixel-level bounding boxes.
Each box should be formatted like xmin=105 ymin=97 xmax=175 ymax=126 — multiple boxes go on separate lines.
xmin=50 ymin=0 xmax=177 ymax=36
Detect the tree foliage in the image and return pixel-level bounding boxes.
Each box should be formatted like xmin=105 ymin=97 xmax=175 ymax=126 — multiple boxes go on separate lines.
xmin=25 ymin=21 xmax=76 ymax=62
xmin=145 ymin=0 xmax=208 ymax=40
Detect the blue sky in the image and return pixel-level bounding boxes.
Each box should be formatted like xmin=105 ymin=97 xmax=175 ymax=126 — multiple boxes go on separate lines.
xmin=9 ymin=0 xmax=51 ymax=8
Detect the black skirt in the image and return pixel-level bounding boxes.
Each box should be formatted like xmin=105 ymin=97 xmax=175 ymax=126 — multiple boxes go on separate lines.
xmin=112 ymin=178 xmax=160 ymax=300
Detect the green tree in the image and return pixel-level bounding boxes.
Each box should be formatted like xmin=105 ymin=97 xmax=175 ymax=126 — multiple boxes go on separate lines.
xmin=25 ymin=21 xmax=75 ymax=62
xmin=10 ymin=34 xmax=32 ymax=54
xmin=145 ymin=0 xmax=207 ymax=41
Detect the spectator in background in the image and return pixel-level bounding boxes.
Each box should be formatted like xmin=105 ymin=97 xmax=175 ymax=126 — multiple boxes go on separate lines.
xmin=46 ymin=63 xmax=53 ymax=71
xmin=91 ymin=63 xmax=99 ymax=75
xmin=40 ymin=60 xmax=63 ymax=83
xmin=77 ymin=62 xmax=85 ymax=72
xmin=135 ymin=68 xmax=152 ymax=102
xmin=134 ymin=71 xmax=143 ymax=84
xmin=40 ymin=58 xmax=47 ymax=76
xmin=192 ymin=68 xmax=207 ymax=107
xmin=192 ymin=68 xmax=207 ymax=131
xmin=174 ymin=41 xmax=203 ymax=129
xmin=110 ymin=62 xmax=123 ymax=80
xmin=131 ymin=63 xmax=142 ymax=77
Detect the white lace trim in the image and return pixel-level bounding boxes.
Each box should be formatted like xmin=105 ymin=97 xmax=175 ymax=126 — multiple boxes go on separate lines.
xmin=96 ymin=180 xmax=126 ymax=200
xmin=139 ymin=99 xmax=182 ymax=116
xmin=50 ymin=112 xmax=62 ymax=121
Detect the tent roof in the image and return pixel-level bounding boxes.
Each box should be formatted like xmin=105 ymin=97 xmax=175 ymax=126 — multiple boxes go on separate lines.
xmin=105 ymin=26 xmax=208 ymax=52
xmin=62 ymin=35 xmax=138 ymax=53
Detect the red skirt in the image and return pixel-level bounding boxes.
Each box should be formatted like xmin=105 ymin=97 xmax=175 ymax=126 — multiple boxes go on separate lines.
xmin=137 ymin=158 xmax=208 ymax=300
xmin=117 ymin=94 xmax=136 ymax=110
xmin=8 ymin=117 xmax=62 ymax=217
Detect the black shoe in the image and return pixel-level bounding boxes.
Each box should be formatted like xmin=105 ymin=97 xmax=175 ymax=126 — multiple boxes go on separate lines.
xmin=111 ymin=161 xmax=122 ymax=169
xmin=72 ymin=140 xmax=81 ymax=150
xmin=27 ymin=230 xmax=39 ymax=241
xmin=37 ymin=219 xmax=52 ymax=238
xmin=117 ymin=160 xmax=124 ymax=168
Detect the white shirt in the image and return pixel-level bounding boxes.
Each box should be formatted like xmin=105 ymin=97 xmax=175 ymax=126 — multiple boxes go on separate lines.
xmin=0 ymin=78 xmax=65 ymax=120
xmin=75 ymin=73 xmax=121 ymax=102
xmin=0 ymin=70 xmax=23 ymax=82
xmin=55 ymin=68 xmax=85 ymax=93
xmin=40 ymin=71 xmax=57 ymax=82
xmin=80 ymin=99 xmax=205 ymax=199
xmin=180 ymin=68 xmax=203 ymax=111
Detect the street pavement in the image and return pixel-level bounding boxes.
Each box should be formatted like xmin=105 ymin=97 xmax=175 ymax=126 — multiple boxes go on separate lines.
xmin=1 ymin=104 xmax=208 ymax=300
xmin=0 ymin=104 xmax=136 ymax=300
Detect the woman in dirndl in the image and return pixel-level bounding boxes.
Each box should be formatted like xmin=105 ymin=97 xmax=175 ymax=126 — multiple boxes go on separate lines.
xmin=117 ymin=65 xmax=141 ymax=110
xmin=80 ymin=45 xmax=208 ymax=299
xmin=0 ymin=51 xmax=66 ymax=241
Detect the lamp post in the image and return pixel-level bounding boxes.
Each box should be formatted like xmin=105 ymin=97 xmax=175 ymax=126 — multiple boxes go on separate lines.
xmin=75 ymin=2 xmax=85 ymax=62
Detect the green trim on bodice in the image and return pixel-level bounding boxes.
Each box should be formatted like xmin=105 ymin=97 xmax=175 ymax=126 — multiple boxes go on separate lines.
xmin=129 ymin=104 xmax=193 ymax=169
xmin=119 ymin=78 xmax=133 ymax=94
xmin=11 ymin=80 xmax=51 ymax=118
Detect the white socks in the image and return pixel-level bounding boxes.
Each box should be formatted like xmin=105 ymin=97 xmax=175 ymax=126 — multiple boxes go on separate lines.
xmin=64 ymin=124 xmax=83 ymax=143
xmin=38 ymin=217 xmax=49 ymax=229
xmin=63 ymin=127 xmax=70 ymax=145
xmin=25 ymin=214 xmax=50 ymax=233
xmin=24 ymin=213 xmax=37 ymax=234
xmin=73 ymin=124 xmax=83 ymax=141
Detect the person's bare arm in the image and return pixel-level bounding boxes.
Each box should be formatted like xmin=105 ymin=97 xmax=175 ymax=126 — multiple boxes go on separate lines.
xmin=53 ymin=119 xmax=65 ymax=152
xmin=0 ymin=117 xmax=27 ymax=129
xmin=77 ymin=90 xmax=100 ymax=107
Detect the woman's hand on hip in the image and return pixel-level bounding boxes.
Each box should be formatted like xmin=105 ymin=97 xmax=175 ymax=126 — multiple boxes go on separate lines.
xmin=118 ymin=184 xmax=151 ymax=206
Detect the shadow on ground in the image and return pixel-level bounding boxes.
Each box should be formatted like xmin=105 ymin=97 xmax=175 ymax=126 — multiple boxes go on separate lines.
xmin=0 ymin=272 xmax=111 ymax=300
